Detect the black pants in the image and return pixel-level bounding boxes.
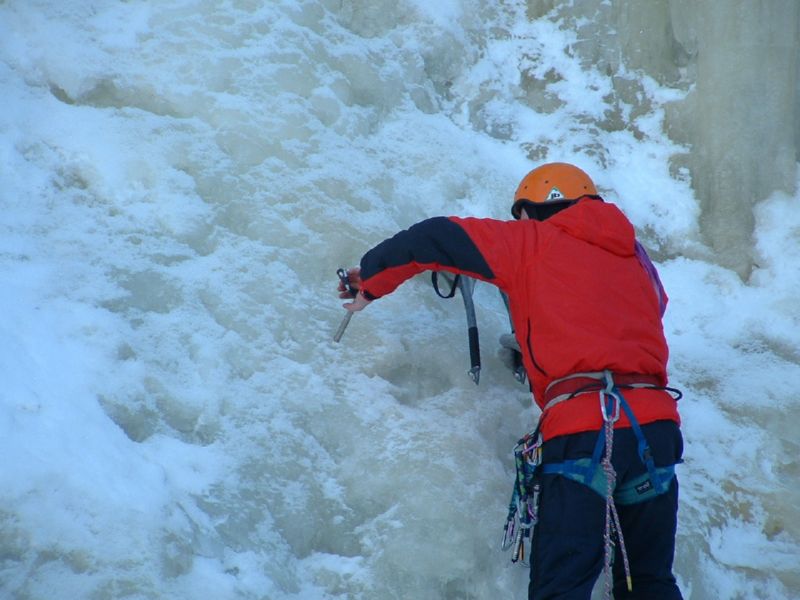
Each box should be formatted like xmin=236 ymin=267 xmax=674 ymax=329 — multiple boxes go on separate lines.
xmin=529 ymin=420 xmax=683 ymax=600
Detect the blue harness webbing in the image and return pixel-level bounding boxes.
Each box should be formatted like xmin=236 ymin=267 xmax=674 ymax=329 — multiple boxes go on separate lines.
xmin=541 ymin=386 xmax=675 ymax=504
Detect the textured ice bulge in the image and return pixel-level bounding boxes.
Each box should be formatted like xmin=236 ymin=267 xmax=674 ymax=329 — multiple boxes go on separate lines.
xmin=532 ymin=0 xmax=800 ymax=276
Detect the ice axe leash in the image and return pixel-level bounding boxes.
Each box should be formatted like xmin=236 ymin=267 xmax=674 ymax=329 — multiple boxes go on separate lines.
xmin=333 ymin=268 xmax=356 ymax=343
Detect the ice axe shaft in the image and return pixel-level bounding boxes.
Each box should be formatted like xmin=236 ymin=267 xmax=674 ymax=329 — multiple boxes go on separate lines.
xmin=334 ymin=267 xmax=356 ymax=343
xmin=333 ymin=311 xmax=353 ymax=343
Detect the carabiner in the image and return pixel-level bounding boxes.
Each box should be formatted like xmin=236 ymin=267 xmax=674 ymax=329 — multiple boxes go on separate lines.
xmin=600 ymin=371 xmax=621 ymax=423
xmin=501 ymin=515 xmax=517 ymax=551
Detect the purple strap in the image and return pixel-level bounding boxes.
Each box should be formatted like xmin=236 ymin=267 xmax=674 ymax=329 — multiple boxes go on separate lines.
xmin=634 ymin=241 xmax=667 ymax=317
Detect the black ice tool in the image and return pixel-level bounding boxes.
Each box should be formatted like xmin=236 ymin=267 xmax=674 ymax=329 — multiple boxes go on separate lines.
xmin=334 ymin=268 xmax=356 ymax=343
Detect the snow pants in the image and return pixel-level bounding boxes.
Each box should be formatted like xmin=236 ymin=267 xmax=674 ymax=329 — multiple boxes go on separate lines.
xmin=529 ymin=420 xmax=683 ymax=600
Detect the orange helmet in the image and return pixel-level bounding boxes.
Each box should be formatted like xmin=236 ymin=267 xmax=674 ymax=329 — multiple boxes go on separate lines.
xmin=511 ymin=162 xmax=597 ymax=219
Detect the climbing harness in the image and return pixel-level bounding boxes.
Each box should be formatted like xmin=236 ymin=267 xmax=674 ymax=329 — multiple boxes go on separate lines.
xmin=503 ymin=370 xmax=682 ymax=599
xmin=540 ymin=372 xmax=681 ymax=506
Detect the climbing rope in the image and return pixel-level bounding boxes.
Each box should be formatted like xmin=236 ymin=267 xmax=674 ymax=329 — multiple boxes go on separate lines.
xmin=600 ymin=375 xmax=632 ymax=599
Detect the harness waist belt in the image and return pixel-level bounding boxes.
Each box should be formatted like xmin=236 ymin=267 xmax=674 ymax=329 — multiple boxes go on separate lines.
xmin=544 ymin=372 xmax=663 ymax=411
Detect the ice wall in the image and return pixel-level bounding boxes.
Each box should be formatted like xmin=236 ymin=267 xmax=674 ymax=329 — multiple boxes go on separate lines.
xmin=527 ymin=0 xmax=800 ymax=276
xmin=1 ymin=1 xmax=799 ymax=599
xmin=668 ymin=0 xmax=799 ymax=277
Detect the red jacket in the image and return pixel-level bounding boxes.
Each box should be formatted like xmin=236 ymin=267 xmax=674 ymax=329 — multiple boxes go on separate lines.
xmin=359 ymin=197 xmax=679 ymax=440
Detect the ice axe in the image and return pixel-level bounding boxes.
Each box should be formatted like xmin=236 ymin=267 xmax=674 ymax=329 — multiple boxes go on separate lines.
xmin=333 ymin=267 xmax=356 ymax=343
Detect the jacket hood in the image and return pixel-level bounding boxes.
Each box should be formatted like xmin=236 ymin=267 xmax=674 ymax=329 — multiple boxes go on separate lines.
xmin=547 ymin=197 xmax=635 ymax=257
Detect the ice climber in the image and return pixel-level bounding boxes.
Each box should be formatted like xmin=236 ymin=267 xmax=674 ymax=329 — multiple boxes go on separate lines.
xmin=337 ymin=162 xmax=684 ymax=600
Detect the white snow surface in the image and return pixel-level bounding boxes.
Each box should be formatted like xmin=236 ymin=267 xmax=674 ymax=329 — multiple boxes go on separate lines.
xmin=0 ymin=1 xmax=798 ymax=599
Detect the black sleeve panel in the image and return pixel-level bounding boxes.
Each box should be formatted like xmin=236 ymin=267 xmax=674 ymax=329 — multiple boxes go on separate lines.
xmin=360 ymin=217 xmax=496 ymax=282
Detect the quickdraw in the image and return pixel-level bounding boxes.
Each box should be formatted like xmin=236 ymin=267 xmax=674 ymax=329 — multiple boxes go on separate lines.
xmin=501 ymin=428 xmax=542 ymax=565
